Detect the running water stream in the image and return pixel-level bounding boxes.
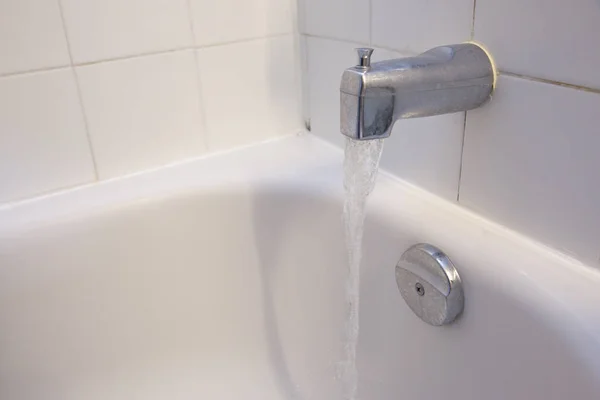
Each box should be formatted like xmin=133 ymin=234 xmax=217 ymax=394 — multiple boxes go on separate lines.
xmin=340 ymin=137 xmax=385 ymax=400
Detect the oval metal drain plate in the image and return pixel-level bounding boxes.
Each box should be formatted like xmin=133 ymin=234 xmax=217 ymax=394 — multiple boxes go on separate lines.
xmin=395 ymin=243 xmax=464 ymax=326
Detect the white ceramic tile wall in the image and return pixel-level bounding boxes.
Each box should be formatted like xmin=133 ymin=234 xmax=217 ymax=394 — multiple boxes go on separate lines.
xmin=300 ymin=0 xmax=600 ymax=264
xmin=197 ymin=37 xmax=299 ymax=150
xmin=371 ymin=0 xmax=473 ymax=54
xmin=190 ymin=0 xmax=293 ymax=46
xmin=299 ymin=0 xmax=369 ymax=43
xmin=0 ymin=69 xmax=95 ymax=202
xmin=60 ymin=0 xmax=193 ymax=64
xmin=0 ymin=0 xmax=71 ymax=75
xmin=475 ymin=0 xmax=600 ymax=90
xmin=0 ymin=0 xmax=301 ymax=203
xmin=306 ymin=37 xmax=354 ymax=149
xmin=76 ymin=51 xmax=206 ymax=179
xmin=461 ymin=76 xmax=600 ymax=263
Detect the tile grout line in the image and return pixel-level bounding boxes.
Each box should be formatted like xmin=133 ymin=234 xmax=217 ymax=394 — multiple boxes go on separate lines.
xmin=302 ymin=34 xmax=311 ymax=130
xmin=56 ymin=0 xmax=100 ymax=181
xmin=470 ymin=0 xmax=477 ymax=40
xmin=303 ymin=33 xmax=420 ymax=56
xmin=462 ymin=0 xmax=476 ymax=201
xmin=75 ymin=46 xmax=193 ymax=68
xmin=500 ymin=70 xmax=600 ymax=94
xmin=292 ymin=0 xmax=309 ymax=130
xmin=192 ymin=32 xmax=291 ymax=49
xmin=0 ymin=64 xmax=69 ymax=79
xmin=185 ymin=0 xmax=212 ymax=152
xmin=302 ymin=33 xmax=371 ymax=49
xmin=73 ymin=33 xmax=291 ymax=68
xmin=456 ymin=111 xmax=468 ymax=202
xmin=368 ymin=0 xmax=373 ymax=46
xmin=299 ymin=10 xmax=312 ymax=130
xmin=0 ymin=33 xmax=294 ymax=79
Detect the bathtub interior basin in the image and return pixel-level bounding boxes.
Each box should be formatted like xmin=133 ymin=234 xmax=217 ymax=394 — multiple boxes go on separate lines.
xmin=0 ymin=134 xmax=599 ymax=400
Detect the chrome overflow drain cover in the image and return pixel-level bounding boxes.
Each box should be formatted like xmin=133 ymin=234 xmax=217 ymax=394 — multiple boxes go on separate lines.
xmin=395 ymin=243 xmax=464 ymax=326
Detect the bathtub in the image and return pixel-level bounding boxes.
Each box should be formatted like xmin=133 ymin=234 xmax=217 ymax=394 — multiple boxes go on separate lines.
xmin=1 ymin=134 xmax=599 ymax=400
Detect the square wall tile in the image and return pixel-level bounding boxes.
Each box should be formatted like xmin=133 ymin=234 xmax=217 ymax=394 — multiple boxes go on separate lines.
xmin=306 ymin=37 xmax=357 ymax=149
xmin=76 ymin=51 xmax=206 ymax=179
xmin=380 ymin=114 xmax=464 ymax=201
xmin=60 ymin=0 xmax=193 ymax=63
xmin=0 ymin=69 xmax=96 ymax=202
xmin=197 ymin=37 xmax=301 ymax=151
xmin=299 ymin=0 xmax=369 ymax=44
xmin=0 ymin=0 xmax=70 ymax=75
xmin=475 ymin=0 xmax=600 ymax=89
xmin=190 ymin=0 xmax=292 ymax=46
xmin=460 ymin=75 xmax=600 ymax=263
xmin=371 ymin=0 xmax=473 ymax=54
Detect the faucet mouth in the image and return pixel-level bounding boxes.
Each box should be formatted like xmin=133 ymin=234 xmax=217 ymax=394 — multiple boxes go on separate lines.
xmin=340 ymin=92 xmax=394 ymax=140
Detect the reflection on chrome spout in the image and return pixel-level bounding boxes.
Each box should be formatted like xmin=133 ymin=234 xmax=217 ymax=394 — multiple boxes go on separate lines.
xmin=340 ymin=43 xmax=496 ymax=140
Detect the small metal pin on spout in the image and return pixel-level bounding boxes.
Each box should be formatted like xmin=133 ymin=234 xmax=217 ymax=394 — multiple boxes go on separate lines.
xmin=356 ymin=48 xmax=374 ymax=68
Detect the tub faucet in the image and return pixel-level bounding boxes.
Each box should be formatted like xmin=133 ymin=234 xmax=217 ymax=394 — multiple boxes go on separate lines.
xmin=340 ymin=43 xmax=495 ymax=140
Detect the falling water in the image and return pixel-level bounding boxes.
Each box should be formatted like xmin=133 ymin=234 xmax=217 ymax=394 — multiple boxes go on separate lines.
xmin=340 ymin=137 xmax=384 ymax=400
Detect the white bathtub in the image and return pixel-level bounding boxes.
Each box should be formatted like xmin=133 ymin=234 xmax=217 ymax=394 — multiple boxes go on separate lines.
xmin=1 ymin=134 xmax=599 ymax=400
